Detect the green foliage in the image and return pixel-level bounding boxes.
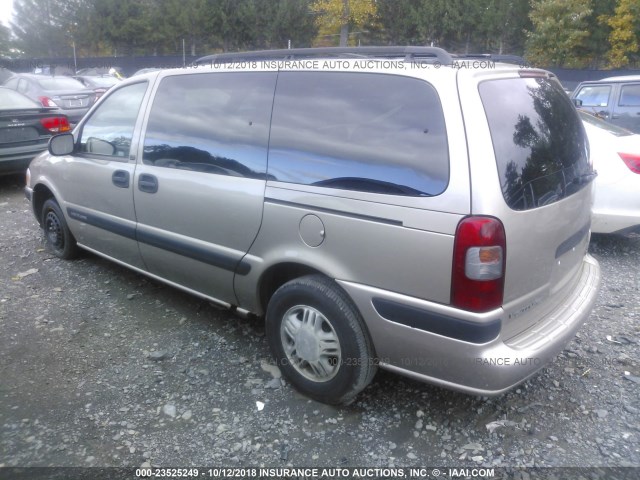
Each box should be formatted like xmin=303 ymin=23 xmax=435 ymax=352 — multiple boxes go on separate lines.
xmin=1 ymin=0 xmax=638 ymax=68
xmin=312 ymin=0 xmax=377 ymax=46
xmin=584 ymin=0 xmax=617 ymax=67
xmin=375 ymin=0 xmax=531 ymax=54
xmin=0 ymin=23 xmax=11 ymax=57
xmin=10 ymin=0 xmax=76 ymax=57
xmin=525 ymin=0 xmax=593 ymax=68
xmin=603 ymin=0 xmax=640 ymax=67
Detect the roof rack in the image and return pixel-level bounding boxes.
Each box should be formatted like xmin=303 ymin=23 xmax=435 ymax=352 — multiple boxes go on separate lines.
xmin=195 ymin=46 xmax=454 ymax=66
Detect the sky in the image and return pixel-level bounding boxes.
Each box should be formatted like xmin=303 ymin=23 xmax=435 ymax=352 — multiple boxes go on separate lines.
xmin=0 ymin=0 xmax=14 ymax=27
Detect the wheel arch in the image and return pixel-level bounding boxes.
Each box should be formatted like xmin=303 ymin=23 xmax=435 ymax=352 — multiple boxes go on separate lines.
xmin=32 ymin=183 xmax=56 ymax=227
xmin=258 ymin=262 xmax=328 ymax=315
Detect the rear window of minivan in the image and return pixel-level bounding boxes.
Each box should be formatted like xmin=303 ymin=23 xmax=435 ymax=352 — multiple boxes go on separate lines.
xmin=480 ymin=77 xmax=590 ymax=211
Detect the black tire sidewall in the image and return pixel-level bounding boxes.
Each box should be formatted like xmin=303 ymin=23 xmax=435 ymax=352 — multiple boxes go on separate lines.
xmin=41 ymin=199 xmax=76 ymax=259
xmin=266 ymin=277 xmax=373 ymax=405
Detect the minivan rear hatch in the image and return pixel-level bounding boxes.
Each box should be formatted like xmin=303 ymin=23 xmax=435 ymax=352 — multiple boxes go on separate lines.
xmin=476 ymin=72 xmax=595 ymax=340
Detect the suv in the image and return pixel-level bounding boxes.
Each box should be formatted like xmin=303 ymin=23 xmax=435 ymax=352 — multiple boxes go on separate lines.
xmin=25 ymin=47 xmax=600 ymax=405
xmin=572 ymin=75 xmax=640 ymax=133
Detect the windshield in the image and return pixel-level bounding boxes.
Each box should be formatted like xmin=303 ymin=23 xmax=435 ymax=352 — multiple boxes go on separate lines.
xmin=0 ymin=87 xmax=41 ymax=109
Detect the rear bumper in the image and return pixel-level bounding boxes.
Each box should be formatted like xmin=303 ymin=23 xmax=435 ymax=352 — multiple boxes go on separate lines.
xmin=63 ymin=108 xmax=90 ymax=124
xmin=0 ymin=144 xmax=46 ymax=175
xmin=338 ymin=254 xmax=601 ymax=396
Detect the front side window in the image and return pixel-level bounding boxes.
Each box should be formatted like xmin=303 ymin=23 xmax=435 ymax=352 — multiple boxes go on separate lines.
xmin=143 ymin=72 xmax=276 ymax=178
xmin=480 ymin=77 xmax=590 ymax=211
xmin=79 ymin=82 xmax=147 ymax=159
xmin=575 ymin=85 xmax=611 ymax=107
xmin=619 ymin=84 xmax=640 ymax=106
xmin=268 ymin=72 xmax=449 ymax=196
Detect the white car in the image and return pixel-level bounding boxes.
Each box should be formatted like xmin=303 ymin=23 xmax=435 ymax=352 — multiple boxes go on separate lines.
xmin=580 ymin=110 xmax=640 ymax=234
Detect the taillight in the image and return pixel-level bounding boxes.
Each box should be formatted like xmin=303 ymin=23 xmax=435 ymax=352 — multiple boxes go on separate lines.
xmin=451 ymin=216 xmax=506 ymax=313
xmin=38 ymin=96 xmax=59 ymax=107
xmin=619 ymin=153 xmax=640 ymax=174
xmin=40 ymin=116 xmax=71 ymax=133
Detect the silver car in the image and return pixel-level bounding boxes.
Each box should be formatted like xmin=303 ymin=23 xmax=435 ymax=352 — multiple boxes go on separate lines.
xmin=25 ymin=47 xmax=601 ymax=405
xmin=3 ymin=74 xmax=96 ymax=123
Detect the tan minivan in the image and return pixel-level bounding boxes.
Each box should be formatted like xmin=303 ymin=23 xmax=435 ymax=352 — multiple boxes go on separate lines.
xmin=25 ymin=47 xmax=600 ymax=404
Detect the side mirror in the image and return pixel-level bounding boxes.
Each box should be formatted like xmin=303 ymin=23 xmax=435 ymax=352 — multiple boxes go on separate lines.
xmin=572 ymin=98 xmax=583 ymax=107
xmin=48 ymin=133 xmax=75 ymax=156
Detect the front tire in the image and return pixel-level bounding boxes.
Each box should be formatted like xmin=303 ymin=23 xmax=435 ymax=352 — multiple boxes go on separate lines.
xmin=41 ymin=198 xmax=79 ymax=259
xmin=266 ymin=274 xmax=377 ymax=405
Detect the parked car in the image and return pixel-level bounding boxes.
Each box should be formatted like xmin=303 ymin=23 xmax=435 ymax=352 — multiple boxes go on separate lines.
xmin=75 ymin=67 xmax=124 ymax=78
xmin=73 ymin=75 xmax=122 ymax=100
xmin=0 ymin=67 xmax=14 ymax=85
xmin=25 ymin=47 xmax=600 ymax=405
xmin=572 ymin=75 xmax=640 ymax=133
xmin=579 ymin=110 xmax=640 ymax=234
xmin=3 ymin=74 xmax=96 ymax=124
xmin=0 ymin=87 xmax=70 ymax=176
xmin=131 ymin=68 xmax=161 ymax=77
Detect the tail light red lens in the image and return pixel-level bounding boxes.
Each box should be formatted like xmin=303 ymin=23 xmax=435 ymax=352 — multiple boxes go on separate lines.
xmin=38 ymin=96 xmax=59 ymax=107
xmin=619 ymin=153 xmax=640 ymax=174
xmin=451 ymin=216 xmax=506 ymax=313
xmin=40 ymin=116 xmax=71 ymax=133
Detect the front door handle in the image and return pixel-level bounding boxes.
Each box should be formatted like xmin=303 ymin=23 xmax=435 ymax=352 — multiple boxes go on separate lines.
xmin=138 ymin=174 xmax=158 ymax=194
xmin=112 ymin=170 xmax=129 ymax=188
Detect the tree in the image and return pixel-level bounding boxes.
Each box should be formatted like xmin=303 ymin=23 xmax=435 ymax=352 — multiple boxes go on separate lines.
xmin=584 ymin=0 xmax=616 ymax=67
xmin=92 ymin=0 xmax=154 ymax=56
xmin=376 ymin=0 xmax=422 ymax=45
xmin=0 ymin=24 xmax=11 ymax=57
xmin=603 ymin=0 xmax=640 ymax=67
xmin=525 ymin=0 xmax=593 ymax=67
xmin=10 ymin=0 xmax=76 ymax=57
xmin=376 ymin=0 xmax=530 ymax=54
xmin=254 ymin=0 xmax=317 ymax=49
xmin=312 ymin=0 xmax=377 ymax=46
xmin=471 ymin=0 xmax=531 ymax=54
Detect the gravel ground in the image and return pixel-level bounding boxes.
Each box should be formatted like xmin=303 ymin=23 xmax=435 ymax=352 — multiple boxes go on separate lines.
xmin=1 ymin=173 xmax=639 ymax=475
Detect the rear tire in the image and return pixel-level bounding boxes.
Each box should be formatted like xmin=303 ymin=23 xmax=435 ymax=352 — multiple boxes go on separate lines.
xmin=41 ymin=198 xmax=79 ymax=260
xmin=266 ymin=274 xmax=377 ymax=405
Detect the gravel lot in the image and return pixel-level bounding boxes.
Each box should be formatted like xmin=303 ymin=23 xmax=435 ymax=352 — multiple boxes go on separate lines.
xmin=1 ymin=173 xmax=639 ymax=474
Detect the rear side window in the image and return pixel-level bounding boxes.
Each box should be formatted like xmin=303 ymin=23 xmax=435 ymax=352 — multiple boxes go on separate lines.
xmin=480 ymin=77 xmax=590 ymax=211
xmin=575 ymin=85 xmax=611 ymax=107
xmin=143 ymin=72 xmax=276 ymax=178
xmin=268 ymin=72 xmax=449 ymax=196
xmin=619 ymin=84 xmax=640 ymax=106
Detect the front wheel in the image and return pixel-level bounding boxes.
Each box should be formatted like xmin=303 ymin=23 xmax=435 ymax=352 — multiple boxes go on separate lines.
xmin=41 ymin=198 xmax=79 ymax=259
xmin=266 ymin=274 xmax=377 ymax=405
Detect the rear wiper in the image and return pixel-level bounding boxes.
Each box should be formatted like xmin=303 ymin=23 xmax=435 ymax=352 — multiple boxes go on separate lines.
xmin=572 ymin=171 xmax=597 ymax=186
